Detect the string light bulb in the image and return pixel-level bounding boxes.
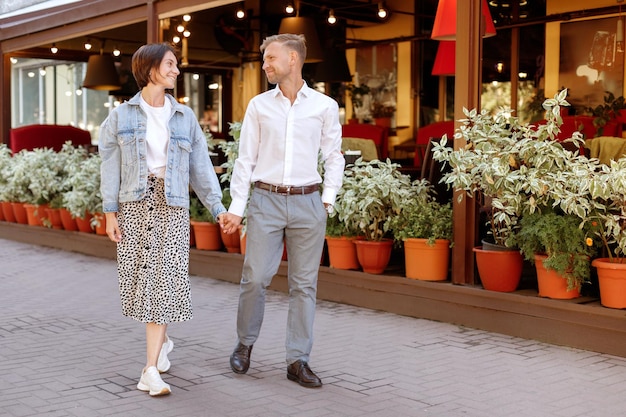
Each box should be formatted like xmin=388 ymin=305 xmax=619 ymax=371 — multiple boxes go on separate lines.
xmin=173 ymin=35 xmax=181 ymax=44
xmin=285 ymin=3 xmax=294 ymax=14
xmin=377 ymin=3 xmax=388 ymax=19
xmin=50 ymin=44 xmax=58 ymax=54
xmin=84 ymin=39 xmax=92 ymax=50
xmin=183 ymin=14 xmax=191 ymax=22
xmin=113 ymin=46 xmax=121 ymax=57
xmin=327 ymin=9 xmax=337 ymax=25
xmin=236 ymin=6 xmax=245 ymax=19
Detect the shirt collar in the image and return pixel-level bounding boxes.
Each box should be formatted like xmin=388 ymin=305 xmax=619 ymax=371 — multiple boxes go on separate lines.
xmin=271 ymin=80 xmax=311 ymax=99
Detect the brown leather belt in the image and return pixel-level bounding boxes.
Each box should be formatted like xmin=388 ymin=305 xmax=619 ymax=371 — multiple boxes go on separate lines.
xmin=254 ymin=181 xmax=319 ymax=195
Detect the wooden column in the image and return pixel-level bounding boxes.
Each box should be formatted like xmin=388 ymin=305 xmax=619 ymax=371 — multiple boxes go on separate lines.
xmin=451 ymin=0 xmax=483 ymax=285
xmin=0 ymin=52 xmax=10 ymax=147
xmin=147 ymin=0 xmax=159 ymax=43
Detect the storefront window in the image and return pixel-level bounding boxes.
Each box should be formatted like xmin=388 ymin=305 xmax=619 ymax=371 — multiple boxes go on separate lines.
xmin=11 ymin=58 xmax=112 ymax=143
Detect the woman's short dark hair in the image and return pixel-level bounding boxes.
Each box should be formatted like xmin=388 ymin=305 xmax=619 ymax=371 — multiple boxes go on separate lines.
xmin=132 ymin=43 xmax=178 ymax=89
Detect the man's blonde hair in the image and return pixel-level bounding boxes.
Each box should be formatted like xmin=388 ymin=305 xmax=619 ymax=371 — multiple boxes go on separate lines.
xmin=260 ymin=34 xmax=307 ymax=66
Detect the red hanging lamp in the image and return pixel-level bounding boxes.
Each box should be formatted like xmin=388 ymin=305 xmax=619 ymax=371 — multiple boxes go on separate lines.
xmin=431 ymin=0 xmax=496 ymax=41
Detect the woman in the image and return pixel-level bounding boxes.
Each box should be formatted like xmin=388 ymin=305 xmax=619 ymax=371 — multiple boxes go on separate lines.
xmin=99 ymin=43 xmax=226 ymax=396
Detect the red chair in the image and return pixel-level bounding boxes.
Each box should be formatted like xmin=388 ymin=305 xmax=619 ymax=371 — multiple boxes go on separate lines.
xmin=533 ymin=116 xmax=600 ymax=156
xmin=341 ymin=123 xmax=388 ymax=160
xmin=413 ymin=121 xmax=455 ymax=170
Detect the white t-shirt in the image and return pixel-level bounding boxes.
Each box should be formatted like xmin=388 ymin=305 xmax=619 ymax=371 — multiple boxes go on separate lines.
xmin=140 ymin=96 xmax=171 ymax=178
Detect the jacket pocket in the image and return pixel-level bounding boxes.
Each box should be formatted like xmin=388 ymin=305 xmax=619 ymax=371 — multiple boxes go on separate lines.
xmin=117 ymin=131 xmax=138 ymax=167
xmin=171 ymin=137 xmax=192 ymax=198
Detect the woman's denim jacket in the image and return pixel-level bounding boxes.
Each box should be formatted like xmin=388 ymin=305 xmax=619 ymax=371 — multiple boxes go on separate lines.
xmin=99 ymin=92 xmax=226 ymax=220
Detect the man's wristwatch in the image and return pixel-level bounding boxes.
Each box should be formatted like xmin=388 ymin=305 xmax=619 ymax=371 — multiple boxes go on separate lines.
xmin=325 ymin=204 xmax=334 ymax=214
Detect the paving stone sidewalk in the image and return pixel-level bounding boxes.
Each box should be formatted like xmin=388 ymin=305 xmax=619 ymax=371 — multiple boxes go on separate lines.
xmin=1 ymin=238 xmax=626 ymax=417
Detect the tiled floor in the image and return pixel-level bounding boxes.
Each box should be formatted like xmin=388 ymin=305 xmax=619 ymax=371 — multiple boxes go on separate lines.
xmin=1 ymin=239 xmax=626 ymax=417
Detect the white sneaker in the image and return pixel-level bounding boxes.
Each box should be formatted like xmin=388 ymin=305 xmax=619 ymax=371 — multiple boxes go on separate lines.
xmin=157 ymin=336 xmax=174 ymax=373
xmin=137 ymin=366 xmax=171 ymax=396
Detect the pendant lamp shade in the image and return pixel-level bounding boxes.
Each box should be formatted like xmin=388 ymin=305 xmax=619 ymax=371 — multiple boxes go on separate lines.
xmin=432 ymin=41 xmax=456 ymax=76
xmin=82 ymin=54 xmax=121 ymax=90
xmin=278 ymin=17 xmax=324 ymax=63
xmin=431 ymin=0 xmax=496 ymax=41
xmin=314 ymin=49 xmax=352 ymax=82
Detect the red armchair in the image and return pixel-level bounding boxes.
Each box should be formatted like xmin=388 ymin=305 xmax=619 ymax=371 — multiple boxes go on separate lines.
xmin=414 ymin=121 xmax=455 ymax=169
xmin=9 ymin=124 xmax=92 ymax=153
xmin=341 ymin=123 xmax=388 ymax=160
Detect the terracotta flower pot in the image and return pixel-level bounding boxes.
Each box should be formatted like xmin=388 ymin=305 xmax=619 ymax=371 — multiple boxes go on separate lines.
xmin=534 ymin=254 xmax=580 ymax=299
xmin=11 ymin=202 xmax=29 ymax=225
xmin=190 ymin=221 xmax=222 ymax=250
xmin=24 ymin=203 xmax=48 ymax=226
xmin=1 ymin=201 xmax=17 ymax=223
xmin=93 ymin=213 xmax=106 ymax=235
xmin=354 ymin=239 xmax=393 ymax=275
xmin=325 ymin=236 xmax=360 ymax=270
xmin=220 ymin=225 xmax=241 ymax=253
xmin=404 ymin=238 xmax=450 ymax=281
xmin=473 ymin=246 xmax=523 ymax=292
xmin=59 ymin=208 xmax=78 ymax=231
xmin=75 ymin=213 xmax=94 ymax=233
xmin=592 ymin=258 xmax=626 ymax=309
xmin=45 ymin=207 xmax=64 ymax=230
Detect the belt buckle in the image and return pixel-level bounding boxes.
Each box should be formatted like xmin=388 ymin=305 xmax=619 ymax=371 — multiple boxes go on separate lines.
xmin=284 ymin=185 xmax=291 ymax=195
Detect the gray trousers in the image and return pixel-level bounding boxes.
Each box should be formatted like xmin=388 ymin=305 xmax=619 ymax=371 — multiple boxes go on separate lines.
xmin=236 ymin=187 xmax=327 ymax=364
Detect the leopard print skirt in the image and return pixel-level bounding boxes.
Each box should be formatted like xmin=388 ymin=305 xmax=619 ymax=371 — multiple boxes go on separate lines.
xmin=117 ymin=176 xmax=192 ymax=324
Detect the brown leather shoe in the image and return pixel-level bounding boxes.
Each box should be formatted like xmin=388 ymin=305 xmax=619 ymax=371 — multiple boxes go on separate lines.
xmin=230 ymin=343 xmax=253 ymax=374
xmin=287 ymin=360 xmax=322 ymax=388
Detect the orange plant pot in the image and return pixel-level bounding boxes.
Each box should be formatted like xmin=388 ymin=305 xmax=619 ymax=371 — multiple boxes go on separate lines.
xmin=473 ymin=246 xmax=523 ymax=292
xmin=24 ymin=203 xmax=48 ymax=226
xmin=45 ymin=208 xmax=64 ymax=229
xmin=2 ymin=201 xmax=17 ymax=223
xmin=326 ymin=236 xmax=360 ymax=270
xmin=11 ymin=202 xmax=29 ymax=225
xmin=93 ymin=213 xmax=106 ymax=235
xmin=75 ymin=213 xmax=94 ymax=233
xmin=191 ymin=221 xmax=222 ymax=250
xmin=354 ymin=239 xmax=393 ymax=275
xmin=59 ymin=208 xmax=78 ymax=231
xmin=592 ymin=258 xmax=626 ymax=309
xmin=404 ymin=238 xmax=450 ymax=281
xmin=534 ymin=254 xmax=580 ymax=299
xmin=220 ymin=226 xmax=241 ymax=253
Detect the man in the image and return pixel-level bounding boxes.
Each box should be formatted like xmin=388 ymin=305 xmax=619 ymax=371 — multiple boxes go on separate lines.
xmin=219 ymin=33 xmax=344 ymax=388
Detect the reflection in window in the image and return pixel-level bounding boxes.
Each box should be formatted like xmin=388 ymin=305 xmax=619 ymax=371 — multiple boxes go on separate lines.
xmin=183 ymin=72 xmax=222 ymax=135
xmin=11 ymin=58 xmax=114 ymax=143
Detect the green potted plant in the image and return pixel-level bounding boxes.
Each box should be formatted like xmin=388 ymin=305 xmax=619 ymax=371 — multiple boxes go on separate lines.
xmin=551 ymin=154 xmax=626 ymax=308
xmin=431 ymin=89 xmax=582 ymax=291
xmin=371 ymin=101 xmax=395 ymax=128
xmin=389 ymin=178 xmax=453 ymax=281
xmin=62 ymin=152 xmax=102 ymax=232
xmin=511 ymin=210 xmax=595 ymax=298
xmin=345 ymin=83 xmax=371 ymax=123
xmin=0 ymin=144 xmax=16 ymax=222
xmin=334 ymin=158 xmax=413 ymax=274
xmin=586 ymin=91 xmax=626 ymax=137
xmin=325 ymin=207 xmax=362 ymax=270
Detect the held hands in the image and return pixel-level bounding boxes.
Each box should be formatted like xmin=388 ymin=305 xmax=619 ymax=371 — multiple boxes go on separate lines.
xmin=218 ymin=212 xmax=242 ymax=235
xmin=105 ymin=212 xmax=122 ymax=243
